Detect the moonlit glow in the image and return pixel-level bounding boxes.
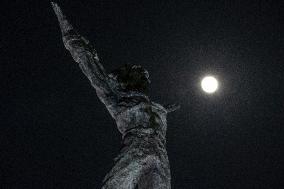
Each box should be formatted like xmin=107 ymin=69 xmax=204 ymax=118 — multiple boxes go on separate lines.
xmin=201 ymin=76 xmax=218 ymax=93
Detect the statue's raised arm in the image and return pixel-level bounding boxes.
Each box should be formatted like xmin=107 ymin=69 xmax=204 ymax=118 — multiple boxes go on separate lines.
xmin=51 ymin=2 xmax=120 ymax=117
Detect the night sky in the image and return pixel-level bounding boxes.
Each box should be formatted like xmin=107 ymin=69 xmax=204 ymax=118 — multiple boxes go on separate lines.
xmin=2 ymin=1 xmax=284 ymax=188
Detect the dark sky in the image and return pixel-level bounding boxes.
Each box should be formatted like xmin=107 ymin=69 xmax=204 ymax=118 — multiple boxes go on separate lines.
xmin=2 ymin=0 xmax=284 ymax=188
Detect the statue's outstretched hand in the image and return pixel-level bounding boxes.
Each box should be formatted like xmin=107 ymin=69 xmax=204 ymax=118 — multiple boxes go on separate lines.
xmin=165 ymin=103 xmax=181 ymax=113
xmin=51 ymin=2 xmax=64 ymax=22
xmin=51 ymin=2 xmax=74 ymax=35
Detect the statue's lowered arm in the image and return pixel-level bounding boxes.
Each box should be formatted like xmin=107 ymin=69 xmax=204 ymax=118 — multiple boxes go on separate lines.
xmin=164 ymin=103 xmax=180 ymax=113
xmin=51 ymin=2 xmax=119 ymax=114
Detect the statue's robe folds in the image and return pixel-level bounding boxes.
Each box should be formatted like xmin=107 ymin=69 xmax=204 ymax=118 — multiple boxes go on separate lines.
xmin=102 ymin=95 xmax=171 ymax=189
xmin=51 ymin=2 xmax=177 ymax=188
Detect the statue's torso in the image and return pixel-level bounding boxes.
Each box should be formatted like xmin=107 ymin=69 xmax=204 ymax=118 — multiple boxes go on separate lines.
xmin=112 ymin=95 xmax=169 ymax=166
xmin=114 ymin=94 xmax=168 ymax=140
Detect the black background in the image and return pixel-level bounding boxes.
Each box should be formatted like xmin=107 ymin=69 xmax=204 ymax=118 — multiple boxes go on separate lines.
xmin=2 ymin=0 xmax=284 ymax=188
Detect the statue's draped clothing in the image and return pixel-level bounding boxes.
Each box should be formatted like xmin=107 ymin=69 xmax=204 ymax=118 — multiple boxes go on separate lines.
xmin=102 ymin=95 xmax=171 ymax=189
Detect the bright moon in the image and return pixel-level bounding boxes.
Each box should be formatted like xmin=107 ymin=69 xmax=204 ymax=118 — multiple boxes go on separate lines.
xmin=201 ymin=76 xmax=218 ymax=93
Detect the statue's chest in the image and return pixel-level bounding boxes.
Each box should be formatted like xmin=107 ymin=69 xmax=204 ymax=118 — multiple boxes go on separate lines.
xmin=116 ymin=99 xmax=167 ymax=134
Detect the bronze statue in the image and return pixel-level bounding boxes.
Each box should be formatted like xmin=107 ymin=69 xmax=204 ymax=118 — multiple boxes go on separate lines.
xmin=51 ymin=2 xmax=179 ymax=188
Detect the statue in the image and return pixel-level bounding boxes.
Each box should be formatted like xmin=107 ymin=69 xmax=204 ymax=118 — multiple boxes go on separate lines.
xmin=51 ymin=2 xmax=180 ymax=188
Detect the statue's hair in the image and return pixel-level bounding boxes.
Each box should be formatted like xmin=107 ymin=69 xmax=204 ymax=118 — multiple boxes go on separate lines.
xmin=108 ymin=64 xmax=150 ymax=92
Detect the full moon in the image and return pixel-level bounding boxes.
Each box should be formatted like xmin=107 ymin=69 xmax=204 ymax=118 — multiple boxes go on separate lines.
xmin=201 ymin=76 xmax=218 ymax=93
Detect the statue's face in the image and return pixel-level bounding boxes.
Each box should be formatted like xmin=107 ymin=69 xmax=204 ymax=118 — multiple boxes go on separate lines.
xmin=109 ymin=64 xmax=150 ymax=93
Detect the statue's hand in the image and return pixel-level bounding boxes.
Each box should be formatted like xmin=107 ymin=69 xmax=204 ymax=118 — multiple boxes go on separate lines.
xmin=164 ymin=103 xmax=181 ymax=113
xmin=51 ymin=2 xmax=64 ymax=22
xmin=51 ymin=2 xmax=74 ymax=34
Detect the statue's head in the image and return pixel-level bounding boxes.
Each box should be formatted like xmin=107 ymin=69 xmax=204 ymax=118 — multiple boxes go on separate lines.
xmin=109 ymin=64 xmax=150 ymax=93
